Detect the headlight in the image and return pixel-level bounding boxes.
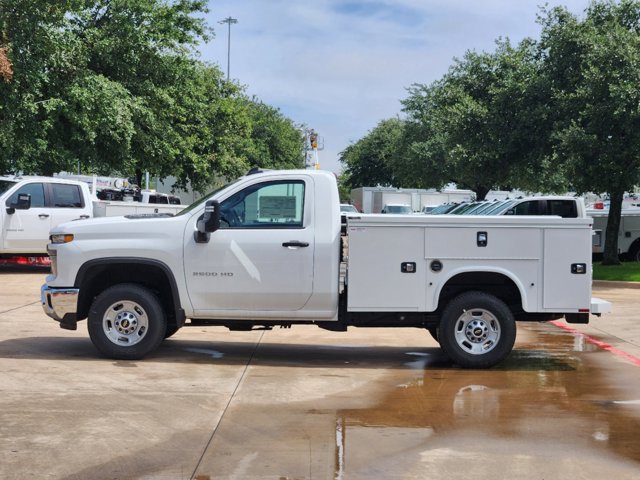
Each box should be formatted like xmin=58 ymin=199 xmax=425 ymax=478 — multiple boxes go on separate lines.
xmin=50 ymin=234 xmax=74 ymax=244
xmin=47 ymin=246 xmax=58 ymax=276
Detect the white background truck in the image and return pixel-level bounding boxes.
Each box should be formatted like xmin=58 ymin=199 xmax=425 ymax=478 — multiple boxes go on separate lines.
xmin=41 ymin=169 xmax=610 ymax=368
xmin=1 ymin=175 xmax=184 ymax=265
xmin=589 ymin=208 xmax=640 ymax=261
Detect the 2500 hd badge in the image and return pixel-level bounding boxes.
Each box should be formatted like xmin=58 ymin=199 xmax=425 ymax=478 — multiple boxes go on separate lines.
xmin=192 ymin=271 xmax=234 ymax=277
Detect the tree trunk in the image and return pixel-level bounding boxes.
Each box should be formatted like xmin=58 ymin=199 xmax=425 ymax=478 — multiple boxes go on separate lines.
xmin=134 ymin=168 xmax=143 ymax=189
xmin=475 ymin=185 xmax=490 ymax=201
xmin=602 ymin=189 xmax=623 ymax=265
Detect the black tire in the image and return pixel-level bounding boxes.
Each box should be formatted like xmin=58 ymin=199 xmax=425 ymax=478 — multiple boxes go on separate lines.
xmin=628 ymin=243 xmax=640 ymax=262
xmin=88 ymin=284 xmax=167 ymax=360
xmin=438 ymin=291 xmax=516 ymax=369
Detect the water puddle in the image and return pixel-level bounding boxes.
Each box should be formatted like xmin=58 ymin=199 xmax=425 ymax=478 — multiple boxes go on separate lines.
xmin=330 ymin=324 xmax=640 ymax=477
xmin=193 ymin=324 xmax=640 ymax=479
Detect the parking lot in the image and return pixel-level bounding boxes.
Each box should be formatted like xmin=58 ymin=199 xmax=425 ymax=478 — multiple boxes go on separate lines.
xmin=1 ymin=270 xmax=639 ymax=479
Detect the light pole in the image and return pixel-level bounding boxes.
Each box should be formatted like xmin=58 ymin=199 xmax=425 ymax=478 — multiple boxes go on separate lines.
xmin=218 ymin=16 xmax=238 ymax=80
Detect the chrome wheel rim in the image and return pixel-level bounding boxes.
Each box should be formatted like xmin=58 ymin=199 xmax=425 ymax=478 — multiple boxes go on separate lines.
xmin=454 ymin=308 xmax=501 ymax=355
xmin=102 ymin=300 xmax=149 ymax=347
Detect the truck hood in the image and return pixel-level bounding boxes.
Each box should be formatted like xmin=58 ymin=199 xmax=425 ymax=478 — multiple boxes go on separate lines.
xmin=50 ymin=213 xmax=191 ymax=238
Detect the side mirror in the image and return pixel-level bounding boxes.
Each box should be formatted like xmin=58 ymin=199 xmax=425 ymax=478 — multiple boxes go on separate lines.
xmin=6 ymin=193 xmax=31 ymax=214
xmin=195 ymin=200 xmax=220 ymax=243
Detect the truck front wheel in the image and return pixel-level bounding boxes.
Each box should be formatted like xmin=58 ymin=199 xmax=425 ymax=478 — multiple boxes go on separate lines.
xmin=438 ymin=291 xmax=516 ymax=369
xmin=88 ymin=284 xmax=167 ymax=360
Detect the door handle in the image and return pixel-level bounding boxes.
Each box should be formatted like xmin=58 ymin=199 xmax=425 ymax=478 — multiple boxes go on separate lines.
xmin=282 ymin=241 xmax=309 ymax=248
xmin=79 ymin=215 xmax=90 ymax=219
xmin=38 ymin=214 xmax=50 ymax=219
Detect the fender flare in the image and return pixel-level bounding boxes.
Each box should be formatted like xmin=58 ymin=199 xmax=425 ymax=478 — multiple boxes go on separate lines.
xmin=74 ymin=257 xmax=185 ymax=327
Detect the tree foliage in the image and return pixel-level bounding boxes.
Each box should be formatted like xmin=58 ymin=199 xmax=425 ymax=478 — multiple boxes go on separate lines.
xmin=343 ymin=0 xmax=640 ymax=262
xmin=339 ymin=117 xmax=404 ymax=189
xmin=0 ymin=0 xmax=304 ymax=191
xmin=538 ymin=0 xmax=640 ymax=264
xmin=400 ymin=40 xmax=563 ymax=200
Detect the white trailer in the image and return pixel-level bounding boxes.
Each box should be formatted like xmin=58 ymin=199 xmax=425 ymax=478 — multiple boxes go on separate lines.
xmin=351 ymin=187 xmax=474 ymax=213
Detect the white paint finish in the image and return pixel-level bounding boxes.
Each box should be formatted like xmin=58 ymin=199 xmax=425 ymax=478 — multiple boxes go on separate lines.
xmin=347 ymin=226 xmax=427 ymax=311
xmin=425 ymin=226 xmax=541 ymax=260
xmin=543 ymin=228 xmax=592 ymax=310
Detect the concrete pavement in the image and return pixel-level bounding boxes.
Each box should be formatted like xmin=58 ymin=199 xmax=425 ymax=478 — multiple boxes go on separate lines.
xmin=0 ymin=270 xmax=638 ymax=479
xmin=562 ymin=281 xmax=640 ymax=365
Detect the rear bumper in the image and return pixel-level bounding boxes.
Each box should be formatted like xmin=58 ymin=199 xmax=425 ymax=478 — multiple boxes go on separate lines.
xmin=41 ymin=284 xmax=79 ymax=330
xmin=591 ymin=297 xmax=612 ymax=315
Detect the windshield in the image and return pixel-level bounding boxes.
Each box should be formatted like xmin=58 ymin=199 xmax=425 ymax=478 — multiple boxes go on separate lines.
xmin=174 ymin=178 xmax=242 ymax=217
xmin=385 ymin=205 xmax=412 ymax=214
xmin=484 ymin=200 xmax=516 ymax=215
xmin=340 ymin=204 xmax=358 ymax=213
xmin=0 ymin=179 xmax=17 ymax=196
xmin=428 ymin=203 xmax=458 ymax=214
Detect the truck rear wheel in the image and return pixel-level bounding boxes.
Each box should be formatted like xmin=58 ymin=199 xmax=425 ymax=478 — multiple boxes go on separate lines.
xmin=88 ymin=284 xmax=167 ymax=360
xmin=438 ymin=291 xmax=516 ymax=369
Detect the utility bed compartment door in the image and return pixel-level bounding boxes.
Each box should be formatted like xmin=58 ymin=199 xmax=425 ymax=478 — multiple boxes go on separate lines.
xmin=543 ymin=228 xmax=591 ymax=310
xmin=347 ymin=226 xmax=426 ymax=311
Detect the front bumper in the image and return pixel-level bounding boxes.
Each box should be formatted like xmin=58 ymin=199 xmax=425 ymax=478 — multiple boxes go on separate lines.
xmin=41 ymin=284 xmax=80 ymax=330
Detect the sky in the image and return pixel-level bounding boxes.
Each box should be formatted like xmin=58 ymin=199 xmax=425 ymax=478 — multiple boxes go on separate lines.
xmin=200 ymin=0 xmax=593 ymax=174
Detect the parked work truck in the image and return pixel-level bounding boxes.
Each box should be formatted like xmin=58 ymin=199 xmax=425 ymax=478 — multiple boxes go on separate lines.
xmin=1 ymin=175 xmax=184 ymax=266
xmin=589 ymin=208 xmax=640 ymax=261
xmin=41 ymin=169 xmax=610 ymax=368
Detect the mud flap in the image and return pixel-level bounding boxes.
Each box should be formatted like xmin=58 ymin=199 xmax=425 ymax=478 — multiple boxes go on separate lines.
xmin=565 ymin=313 xmax=589 ymax=324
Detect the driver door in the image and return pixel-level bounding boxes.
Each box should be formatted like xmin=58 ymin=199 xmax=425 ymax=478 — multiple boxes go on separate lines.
xmin=184 ymin=177 xmax=315 ymax=314
xmin=2 ymin=182 xmax=50 ymax=252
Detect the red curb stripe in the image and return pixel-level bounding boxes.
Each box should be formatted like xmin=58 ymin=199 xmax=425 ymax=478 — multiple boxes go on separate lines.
xmin=550 ymin=320 xmax=640 ymax=367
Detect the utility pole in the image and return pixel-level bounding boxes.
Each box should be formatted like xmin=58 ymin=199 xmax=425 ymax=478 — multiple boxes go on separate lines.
xmin=218 ymin=16 xmax=238 ymax=80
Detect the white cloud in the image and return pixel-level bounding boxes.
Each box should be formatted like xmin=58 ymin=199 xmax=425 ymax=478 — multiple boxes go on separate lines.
xmin=201 ymin=0 xmax=592 ymax=173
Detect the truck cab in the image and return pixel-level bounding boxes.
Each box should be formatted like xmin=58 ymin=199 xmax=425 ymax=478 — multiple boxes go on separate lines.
xmin=182 ymin=170 xmax=341 ymax=318
xmin=1 ymin=176 xmax=92 ymax=255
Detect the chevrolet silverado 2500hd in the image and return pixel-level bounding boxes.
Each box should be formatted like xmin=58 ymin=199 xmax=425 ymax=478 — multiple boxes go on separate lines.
xmin=41 ymin=169 xmax=611 ymax=368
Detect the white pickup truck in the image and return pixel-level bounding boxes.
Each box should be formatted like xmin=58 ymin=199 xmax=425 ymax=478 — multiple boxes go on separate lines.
xmin=589 ymin=208 xmax=640 ymax=261
xmin=1 ymin=175 xmax=184 ymax=265
xmin=41 ymin=169 xmax=610 ymax=368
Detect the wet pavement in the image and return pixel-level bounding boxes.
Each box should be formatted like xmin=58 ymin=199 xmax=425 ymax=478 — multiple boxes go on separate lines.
xmin=0 ymin=270 xmax=639 ymax=479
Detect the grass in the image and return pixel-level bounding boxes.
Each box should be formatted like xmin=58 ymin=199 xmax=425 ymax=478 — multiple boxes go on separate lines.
xmin=593 ymin=261 xmax=640 ymax=282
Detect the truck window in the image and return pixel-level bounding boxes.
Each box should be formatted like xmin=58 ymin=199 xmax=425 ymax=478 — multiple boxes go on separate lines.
xmin=511 ymin=200 xmax=540 ymax=215
xmin=220 ymin=180 xmax=305 ymax=228
xmin=0 ymin=179 xmax=17 ymax=195
xmin=51 ymin=183 xmax=83 ymax=208
xmin=6 ymin=183 xmax=45 ymax=208
xmin=548 ymin=199 xmax=577 ymax=218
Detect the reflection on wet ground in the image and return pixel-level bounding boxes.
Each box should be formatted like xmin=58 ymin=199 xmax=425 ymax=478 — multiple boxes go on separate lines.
xmin=194 ymin=323 xmax=640 ymax=479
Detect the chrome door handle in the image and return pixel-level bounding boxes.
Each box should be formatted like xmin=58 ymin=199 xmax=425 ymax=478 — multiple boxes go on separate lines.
xmin=38 ymin=214 xmax=50 ymax=219
xmin=282 ymin=241 xmax=309 ymax=248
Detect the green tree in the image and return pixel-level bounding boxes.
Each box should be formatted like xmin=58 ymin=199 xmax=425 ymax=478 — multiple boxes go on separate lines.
xmin=539 ymin=0 xmax=640 ymax=264
xmin=0 ymin=0 xmax=212 ymax=178
xmin=339 ymin=118 xmax=404 ymax=189
xmin=242 ymin=99 xmax=305 ymax=170
xmin=402 ymin=40 xmax=558 ymax=199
